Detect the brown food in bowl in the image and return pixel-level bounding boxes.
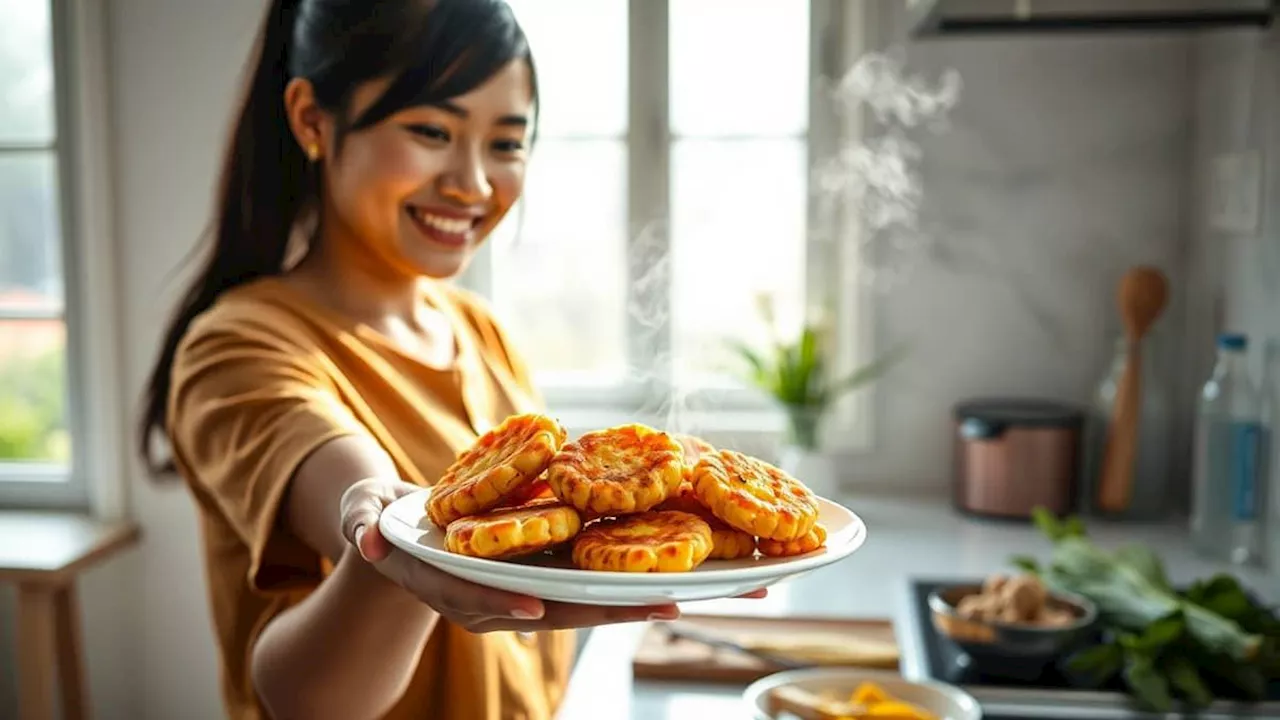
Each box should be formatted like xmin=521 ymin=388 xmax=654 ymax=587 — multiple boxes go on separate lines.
xmin=955 ymin=574 xmax=1076 ymax=627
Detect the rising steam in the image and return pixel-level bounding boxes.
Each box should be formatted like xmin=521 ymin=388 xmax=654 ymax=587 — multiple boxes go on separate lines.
xmin=620 ymin=217 xmax=711 ymax=438
xmin=629 ymin=51 xmax=963 ymax=438
xmin=501 ymin=49 xmax=963 ymax=442
xmin=814 ymin=50 xmax=962 ymax=291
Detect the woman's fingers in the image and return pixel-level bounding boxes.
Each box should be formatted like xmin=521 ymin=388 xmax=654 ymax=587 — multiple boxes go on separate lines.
xmin=393 ymin=552 xmax=681 ymax=631
xmin=392 ymin=552 xmax=546 ymax=622
xmin=357 ymin=524 xmax=394 ymax=563
xmin=469 ymin=602 xmax=680 ymax=633
xmin=736 ymin=588 xmax=769 ymax=599
xmin=537 ymin=601 xmax=679 ymax=629
xmin=339 ymin=478 xmax=413 ymax=562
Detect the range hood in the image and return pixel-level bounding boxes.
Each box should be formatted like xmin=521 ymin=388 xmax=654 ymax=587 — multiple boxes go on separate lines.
xmin=910 ymin=0 xmax=1277 ymax=36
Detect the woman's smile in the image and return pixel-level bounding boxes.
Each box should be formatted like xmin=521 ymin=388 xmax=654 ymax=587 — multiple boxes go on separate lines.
xmin=406 ymin=204 xmax=484 ymax=250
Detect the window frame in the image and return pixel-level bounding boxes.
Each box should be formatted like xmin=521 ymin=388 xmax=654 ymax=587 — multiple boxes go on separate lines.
xmin=468 ymin=0 xmax=885 ymax=449
xmin=0 ymin=0 xmax=123 ymax=514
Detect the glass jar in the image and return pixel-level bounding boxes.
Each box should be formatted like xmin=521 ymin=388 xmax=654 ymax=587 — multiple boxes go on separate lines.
xmin=1080 ymin=336 xmax=1173 ymax=520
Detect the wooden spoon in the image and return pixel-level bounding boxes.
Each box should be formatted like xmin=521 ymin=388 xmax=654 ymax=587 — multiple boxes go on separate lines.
xmin=1096 ymin=266 xmax=1169 ymax=513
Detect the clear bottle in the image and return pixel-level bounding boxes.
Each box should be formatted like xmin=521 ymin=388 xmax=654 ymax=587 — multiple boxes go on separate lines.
xmin=1190 ymin=333 xmax=1269 ymax=566
xmin=1261 ymin=340 xmax=1280 ymax=571
xmin=1081 ymin=336 xmax=1172 ymax=519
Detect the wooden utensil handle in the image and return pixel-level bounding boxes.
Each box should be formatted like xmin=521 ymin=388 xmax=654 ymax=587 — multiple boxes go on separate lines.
xmin=1098 ymin=341 xmax=1144 ymax=512
xmin=663 ymin=623 xmax=807 ymax=669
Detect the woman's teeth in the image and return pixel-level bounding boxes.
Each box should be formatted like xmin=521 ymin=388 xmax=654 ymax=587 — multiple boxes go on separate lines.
xmin=412 ymin=208 xmax=472 ymax=235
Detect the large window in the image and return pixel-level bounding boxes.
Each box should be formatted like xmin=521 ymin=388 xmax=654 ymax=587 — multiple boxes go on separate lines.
xmin=487 ymin=0 xmax=632 ymax=393
xmin=0 ymin=0 xmax=83 ymax=505
xmin=487 ymin=0 xmax=822 ymax=423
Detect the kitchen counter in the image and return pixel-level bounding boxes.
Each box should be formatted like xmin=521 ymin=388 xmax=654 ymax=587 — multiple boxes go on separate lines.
xmin=554 ymin=493 xmax=1280 ymax=720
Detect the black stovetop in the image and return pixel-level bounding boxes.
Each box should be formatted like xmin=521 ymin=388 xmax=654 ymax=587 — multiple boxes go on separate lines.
xmin=903 ymin=578 xmax=1280 ymax=720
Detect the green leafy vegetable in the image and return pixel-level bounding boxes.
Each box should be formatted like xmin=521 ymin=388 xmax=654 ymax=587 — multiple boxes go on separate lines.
xmin=1009 ymin=555 xmax=1041 ymax=575
xmin=1121 ymin=614 xmax=1184 ymax=654
xmin=1163 ymin=654 xmax=1213 ymax=709
xmin=1124 ymin=651 xmax=1173 ymax=712
xmin=1066 ymin=641 xmax=1123 ymax=688
xmin=1014 ymin=506 xmax=1280 ymax=711
xmin=1114 ymin=544 xmax=1171 ymax=592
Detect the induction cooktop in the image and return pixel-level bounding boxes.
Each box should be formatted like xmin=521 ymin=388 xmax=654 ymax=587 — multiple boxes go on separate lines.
xmin=897 ymin=578 xmax=1280 ymax=720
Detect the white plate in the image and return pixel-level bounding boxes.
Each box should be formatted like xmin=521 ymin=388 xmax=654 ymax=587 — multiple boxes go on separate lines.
xmin=743 ymin=668 xmax=982 ymax=720
xmin=379 ymin=488 xmax=867 ymax=606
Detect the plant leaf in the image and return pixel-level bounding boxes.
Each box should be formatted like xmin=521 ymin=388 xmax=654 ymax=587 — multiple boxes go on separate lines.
xmin=1115 ymin=545 xmax=1171 ymax=592
xmin=728 ymin=340 xmax=765 ymax=370
xmin=1063 ymin=516 xmax=1087 ymax=539
xmin=1192 ymin=648 xmax=1268 ymax=700
xmin=1066 ymin=642 xmax=1123 ymax=687
xmin=728 ymin=340 xmax=766 ymax=377
xmin=1009 ymin=555 xmax=1041 ymax=575
xmin=790 ymin=327 xmax=820 ymax=404
xmin=1162 ymin=654 xmax=1213 ymax=708
xmin=1131 ymin=613 xmax=1185 ymax=652
xmin=772 ymin=338 xmax=801 ymax=405
xmin=819 ymin=342 xmax=909 ymax=404
xmin=1122 ymin=651 xmax=1173 ymax=712
xmin=1183 ymin=575 xmax=1249 ymax=613
xmin=1031 ymin=506 xmax=1066 ymax=542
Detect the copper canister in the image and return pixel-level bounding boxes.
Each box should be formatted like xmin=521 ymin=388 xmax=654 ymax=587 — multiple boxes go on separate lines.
xmin=952 ymin=399 xmax=1084 ymax=520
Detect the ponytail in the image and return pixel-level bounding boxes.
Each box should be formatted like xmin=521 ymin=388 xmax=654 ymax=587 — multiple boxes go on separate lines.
xmin=138 ymin=0 xmax=309 ymax=475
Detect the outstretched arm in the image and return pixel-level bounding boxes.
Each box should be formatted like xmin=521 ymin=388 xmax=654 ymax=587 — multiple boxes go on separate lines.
xmin=250 ymin=434 xmax=677 ymax=720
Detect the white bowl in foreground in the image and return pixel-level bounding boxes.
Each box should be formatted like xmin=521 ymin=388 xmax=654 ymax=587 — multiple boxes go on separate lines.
xmin=379 ymin=488 xmax=867 ymax=607
xmin=743 ymin=667 xmax=982 ymax=720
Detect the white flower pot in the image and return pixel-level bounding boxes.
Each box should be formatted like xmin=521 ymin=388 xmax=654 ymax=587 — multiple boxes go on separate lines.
xmin=777 ymin=444 xmax=841 ymax=500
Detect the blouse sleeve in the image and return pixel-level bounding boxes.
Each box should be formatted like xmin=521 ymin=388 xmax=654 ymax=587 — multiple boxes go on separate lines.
xmin=167 ymin=316 xmax=369 ymax=594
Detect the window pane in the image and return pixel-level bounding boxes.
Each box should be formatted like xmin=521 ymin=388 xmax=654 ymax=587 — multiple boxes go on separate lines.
xmin=0 ymin=0 xmax=56 ymax=144
xmin=505 ymin=0 xmax=627 ymax=138
xmin=671 ymin=139 xmax=807 ymax=386
xmin=0 ymin=154 xmax=64 ymax=308
xmin=0 ymin=319 xmax=68 ymax=463
xmin=670 ymin=0 xmax=809 ymax=137
xmin=490 ymin=139 xmax=628 ymax=384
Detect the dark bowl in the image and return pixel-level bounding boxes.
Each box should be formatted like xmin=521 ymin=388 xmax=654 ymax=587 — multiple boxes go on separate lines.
xmin=927 ymin=583 xmax=1098 ymax=667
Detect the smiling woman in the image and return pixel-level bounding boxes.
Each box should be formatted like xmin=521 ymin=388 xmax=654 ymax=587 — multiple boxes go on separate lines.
xmin=132 ymin=2 xmax=695 ymax=720
xmin=307 ymin=68 xmax=536 ymax=282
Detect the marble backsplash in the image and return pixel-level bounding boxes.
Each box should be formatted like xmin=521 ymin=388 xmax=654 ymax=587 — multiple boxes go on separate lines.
xmin=843 ymin=15 xmax=1196 ymax=501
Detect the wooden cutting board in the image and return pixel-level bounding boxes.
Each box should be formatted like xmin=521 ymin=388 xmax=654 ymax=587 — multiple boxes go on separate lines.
xmin=631 ymin=614 xmax=899 ymax=684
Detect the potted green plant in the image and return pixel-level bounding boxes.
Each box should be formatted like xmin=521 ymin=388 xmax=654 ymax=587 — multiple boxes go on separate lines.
xmin=729 ymin=296 xmax=905 ymax=494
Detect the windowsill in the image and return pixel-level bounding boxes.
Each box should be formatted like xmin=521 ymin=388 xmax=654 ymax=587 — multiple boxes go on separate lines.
xmin=0 ymin=471 xmax=90 ymax=511
xmin=0 ymin=462 xmax=71 ymax=482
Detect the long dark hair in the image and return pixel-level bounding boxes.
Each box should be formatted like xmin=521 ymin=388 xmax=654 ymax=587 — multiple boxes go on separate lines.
xmin=138 ymin=0 xmax=538 ymax=475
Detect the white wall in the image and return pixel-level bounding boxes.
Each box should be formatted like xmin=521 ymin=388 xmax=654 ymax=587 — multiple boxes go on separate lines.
xmin=107 ymin=0 xmax=265 ymax=718
xmin=847 ymin=10 xmax=1195 ymax=495
xmin=1183 ymin=29 xmax=1280 ymax=568
xmin=0 ymin=3 xmax=1210 ymax=718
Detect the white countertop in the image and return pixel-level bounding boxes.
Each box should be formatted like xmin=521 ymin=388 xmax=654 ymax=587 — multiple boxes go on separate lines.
xmin=554 ymin=493 xmax=1280 ymax=720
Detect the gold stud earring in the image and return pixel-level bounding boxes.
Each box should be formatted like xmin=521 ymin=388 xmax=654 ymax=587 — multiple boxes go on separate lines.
xmin=305 ymin=143 xmax=320 ymax=162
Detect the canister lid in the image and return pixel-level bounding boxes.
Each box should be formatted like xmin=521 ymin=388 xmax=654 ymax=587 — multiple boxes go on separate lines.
xmin=954 ymin=398 xmax=1084 ymax=428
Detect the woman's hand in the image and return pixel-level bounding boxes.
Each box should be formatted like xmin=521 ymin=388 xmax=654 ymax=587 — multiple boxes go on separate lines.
xmin=339 ymin=477 xmax=765 ymax=633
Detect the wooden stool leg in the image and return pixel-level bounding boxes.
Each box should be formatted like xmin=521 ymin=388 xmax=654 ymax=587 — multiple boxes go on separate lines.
xmin=53 ymin=584 xmax=86 ymax=720
xmin=17 ymin=584 xmax=57 ymax=720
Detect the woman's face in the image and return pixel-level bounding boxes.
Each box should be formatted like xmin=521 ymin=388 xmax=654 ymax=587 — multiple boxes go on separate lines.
xmin=317 ymin=60 xmax=534 ymax=281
